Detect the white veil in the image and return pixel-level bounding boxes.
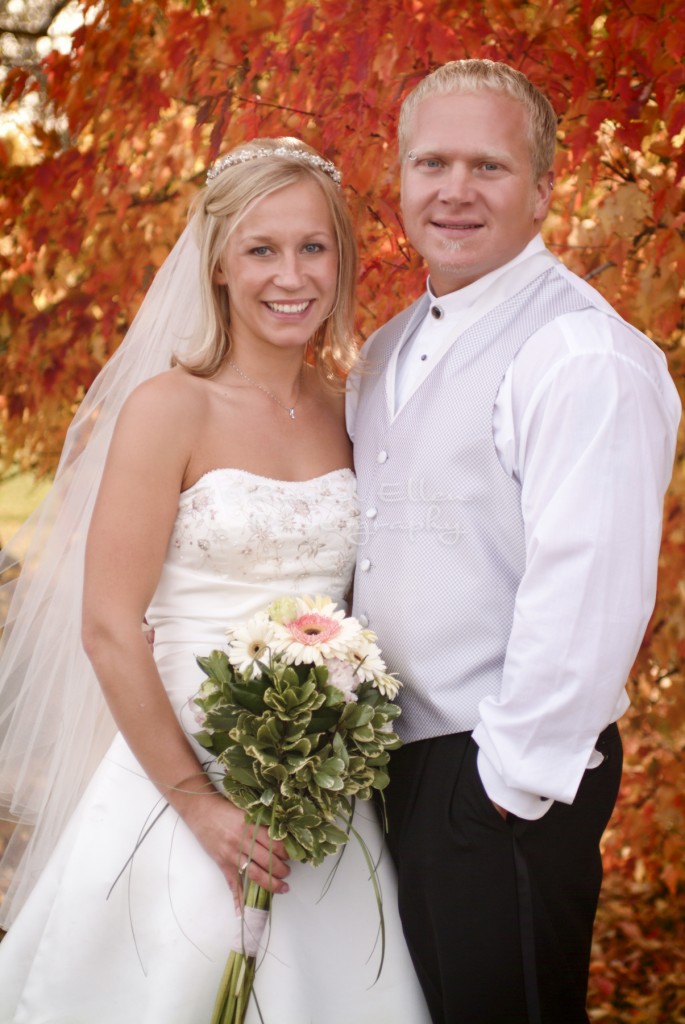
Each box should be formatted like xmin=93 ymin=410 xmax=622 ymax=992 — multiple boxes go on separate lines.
xmin=0 ymin=221 xmax=202 ymax=929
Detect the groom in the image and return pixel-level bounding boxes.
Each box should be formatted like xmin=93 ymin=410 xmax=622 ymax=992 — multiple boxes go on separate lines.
xmin=348 ymin=59 xmax=680 ymax=1024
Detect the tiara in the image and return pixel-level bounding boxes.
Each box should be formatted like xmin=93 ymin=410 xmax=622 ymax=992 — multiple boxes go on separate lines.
xmin=206 ymin=147 xmax=342 ymax=186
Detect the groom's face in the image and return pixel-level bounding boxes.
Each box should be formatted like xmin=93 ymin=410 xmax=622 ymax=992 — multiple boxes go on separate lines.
xmin=400 ymin=89 xmax=552 ymax=296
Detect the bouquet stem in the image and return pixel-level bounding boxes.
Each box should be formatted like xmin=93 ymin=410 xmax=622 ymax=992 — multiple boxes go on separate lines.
xmin=210 ymin=881 xmax=272 ymax=1024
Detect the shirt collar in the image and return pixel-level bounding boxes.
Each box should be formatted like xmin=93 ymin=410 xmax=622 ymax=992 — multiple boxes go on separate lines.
xmin=425 ymin=235 xmax=546 ymax=320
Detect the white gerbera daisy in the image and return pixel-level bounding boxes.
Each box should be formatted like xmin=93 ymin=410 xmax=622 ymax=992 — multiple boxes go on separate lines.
xmin=346 ymin=636 xmax=387 ymax=681
xmin=226 ymin=611 xmax=275 ymax=678
xmin=345 ymin=636 xmax=402 ymax=698
xmin=371 ymin=671 xmax=401 ymax=700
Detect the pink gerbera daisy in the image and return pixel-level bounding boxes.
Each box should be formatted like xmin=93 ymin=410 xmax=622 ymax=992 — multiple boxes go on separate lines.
xmin=288 ymin=612 xmax=341 ymax=646
xmin=271 ymin=598 xmax=363 ymax=665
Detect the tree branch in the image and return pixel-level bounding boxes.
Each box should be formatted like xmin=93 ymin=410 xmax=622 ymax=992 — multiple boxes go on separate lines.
xmin=583 ymin=260 xmax=617 ymax=282
xmin=235 ymin=93 xmax=318 ymax=119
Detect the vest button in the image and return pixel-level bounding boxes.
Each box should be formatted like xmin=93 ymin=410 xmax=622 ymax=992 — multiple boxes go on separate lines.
xmin=366 ymin=507 xmax=377 ymax=519
xmin=377 ymin=450 xmax=388 ymax=463
xmin=431 ymin=305 xmax=444 ymax=320
xmin=360 ymin=558 xmax=371 ymax=572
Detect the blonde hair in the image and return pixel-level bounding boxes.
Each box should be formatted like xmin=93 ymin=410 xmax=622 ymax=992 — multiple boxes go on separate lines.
xmin=175 ymin=138 xmax=358 ymax=386
xmin=398 ymin=60 xmax=558 ymax=180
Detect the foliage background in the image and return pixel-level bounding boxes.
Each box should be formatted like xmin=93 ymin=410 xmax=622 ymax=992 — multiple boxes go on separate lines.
xmin=1 ymin=1 xmax=684 ymax=1019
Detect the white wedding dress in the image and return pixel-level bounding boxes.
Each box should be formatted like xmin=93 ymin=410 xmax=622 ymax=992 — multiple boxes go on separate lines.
xmin=0 ymin=468 xmax=430 ymax=1024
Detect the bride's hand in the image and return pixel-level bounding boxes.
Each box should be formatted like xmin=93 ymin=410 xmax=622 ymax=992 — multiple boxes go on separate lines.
xmin=182 ymin=791 xmax=290 ymax=912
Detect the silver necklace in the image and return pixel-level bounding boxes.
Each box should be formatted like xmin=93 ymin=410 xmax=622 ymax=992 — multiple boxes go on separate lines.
xmin=228 ymin=361 xmax=302 ymax=419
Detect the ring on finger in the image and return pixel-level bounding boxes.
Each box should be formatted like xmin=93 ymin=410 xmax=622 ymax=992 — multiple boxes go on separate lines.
xmin=238 ymin=860 xmax=249 ymax=876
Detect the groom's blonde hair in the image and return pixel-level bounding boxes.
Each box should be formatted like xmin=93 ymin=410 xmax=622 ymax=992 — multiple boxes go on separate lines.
xmin=398 ymin=59 xmax=558 ymax=180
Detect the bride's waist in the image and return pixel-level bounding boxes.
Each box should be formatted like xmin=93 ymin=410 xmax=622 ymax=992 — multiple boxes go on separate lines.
xmin=149 ymin=618 xmax=229 ymax=651
xmin=152 ymin=636 xmax=225 ymax=725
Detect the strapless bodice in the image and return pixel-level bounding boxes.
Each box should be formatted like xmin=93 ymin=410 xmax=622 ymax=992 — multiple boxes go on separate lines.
xmin=146 ymin=467 xmax=359 ymax=647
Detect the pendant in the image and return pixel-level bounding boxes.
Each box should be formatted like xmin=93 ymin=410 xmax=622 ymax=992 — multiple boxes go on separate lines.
xmin=288 ymin=408 xmax=295 ymax=419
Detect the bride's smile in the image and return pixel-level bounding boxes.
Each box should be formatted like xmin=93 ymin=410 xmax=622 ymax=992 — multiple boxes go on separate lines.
xmin=214 ymin=177 xmax=338 ymax=359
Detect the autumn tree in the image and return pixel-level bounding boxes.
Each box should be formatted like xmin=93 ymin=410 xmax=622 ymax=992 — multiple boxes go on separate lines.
xmin=1 ymin=1 xmax=683 ymax=1018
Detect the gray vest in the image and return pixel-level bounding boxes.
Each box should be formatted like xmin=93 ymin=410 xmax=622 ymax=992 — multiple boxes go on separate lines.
xmin=353 ymin=265 xmax=594 ymax=740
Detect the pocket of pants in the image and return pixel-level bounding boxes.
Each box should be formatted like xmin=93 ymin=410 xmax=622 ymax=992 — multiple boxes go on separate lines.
xmin=449 ymin=738 xmax=511 ymax=833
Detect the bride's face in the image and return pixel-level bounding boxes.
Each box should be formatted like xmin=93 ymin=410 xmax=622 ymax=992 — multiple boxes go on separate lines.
xmin=215 ymin=178 xmax=339 ymax=357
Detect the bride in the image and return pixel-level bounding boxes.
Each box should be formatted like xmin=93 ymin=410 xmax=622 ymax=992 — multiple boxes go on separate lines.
xmin=0 ymin=138 xmax=431 ymax=1023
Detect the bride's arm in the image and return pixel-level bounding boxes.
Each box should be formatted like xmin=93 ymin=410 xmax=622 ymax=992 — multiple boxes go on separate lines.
xmin=82 ymin=374 xmax=290 ymax=908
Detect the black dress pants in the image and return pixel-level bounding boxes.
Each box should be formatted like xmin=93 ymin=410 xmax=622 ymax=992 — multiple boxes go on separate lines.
xmin=381 ymin=725 xmax=622 ymax=1024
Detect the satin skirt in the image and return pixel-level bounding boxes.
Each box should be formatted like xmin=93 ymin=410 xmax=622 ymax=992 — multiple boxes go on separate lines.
xmin=0 ymin=642 xmax=430 ymax=1024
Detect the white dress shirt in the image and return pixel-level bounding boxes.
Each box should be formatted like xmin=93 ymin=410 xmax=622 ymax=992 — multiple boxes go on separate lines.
xmin=348 ymin=235 xmax=681 ymax=819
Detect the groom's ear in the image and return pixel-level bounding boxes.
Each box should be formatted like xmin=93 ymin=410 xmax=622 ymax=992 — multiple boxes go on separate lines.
xmin=533 ymin=171 xmax=554 ymax=225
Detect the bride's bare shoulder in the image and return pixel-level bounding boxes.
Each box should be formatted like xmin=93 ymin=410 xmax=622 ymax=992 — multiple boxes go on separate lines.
xmin=121 ymin=366 xmax=212 ymax=421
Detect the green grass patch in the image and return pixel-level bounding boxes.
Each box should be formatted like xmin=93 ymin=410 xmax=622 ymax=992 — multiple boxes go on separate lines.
xmin=0 ymin=473 xmax=52 ymax=550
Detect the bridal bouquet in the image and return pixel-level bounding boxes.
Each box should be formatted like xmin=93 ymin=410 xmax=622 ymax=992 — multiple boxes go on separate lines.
xmin=193 ymin=594 xmax=402 ymax=1024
